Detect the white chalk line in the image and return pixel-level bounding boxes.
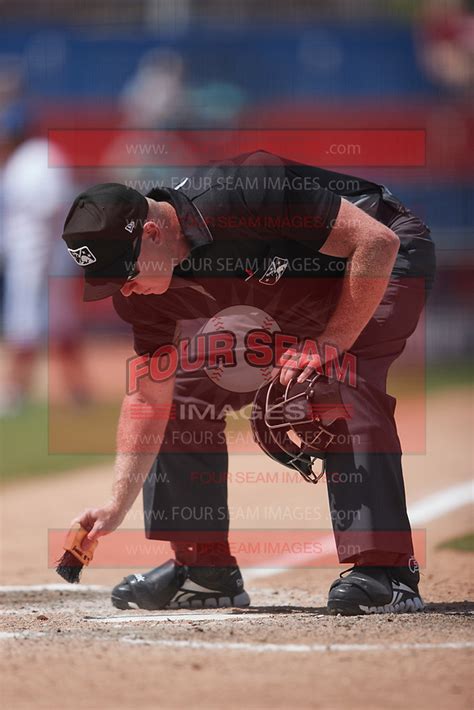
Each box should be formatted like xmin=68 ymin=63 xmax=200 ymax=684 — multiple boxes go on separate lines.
xmin=86 ymin=612 xmax=267 ymax=624
xmin=0 ymin=584 xmax=106 ymax=593
xmin=0 ymin=631 xmax=472 ymax=654
xmin=246 ymin=478 xmax=474 ymax=581
xmin=0 ymin=479 xmax=472 ymax=594
xmin=121 ymin=638 xmax=474 ymax=654
xmin=0 ymin=631 xmax=45 ymax=640
xmin=408 ymin=480 xmax=473 ymax=525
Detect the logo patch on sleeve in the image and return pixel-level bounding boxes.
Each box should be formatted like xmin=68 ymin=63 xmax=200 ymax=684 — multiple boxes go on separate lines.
xmin=67 ymin=245 xmax=97 ymax=266
xmin=259 ymin=256 xmax=289 ymax=285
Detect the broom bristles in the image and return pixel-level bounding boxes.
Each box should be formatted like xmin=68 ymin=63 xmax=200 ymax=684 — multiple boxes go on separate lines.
xmin=55 ymin=525 xmax=98 ymax=583
xmin=55 ymin=550 xmax=85 ymax=584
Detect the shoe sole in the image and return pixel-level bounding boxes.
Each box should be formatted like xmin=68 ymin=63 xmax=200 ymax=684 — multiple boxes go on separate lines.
xmin=111 ymin=590 xmax=250 ymax=611
xmin=167 ymin=590 xmax=251 ymax=610
xmin=328 ymin=595 xmax=424 ymax=616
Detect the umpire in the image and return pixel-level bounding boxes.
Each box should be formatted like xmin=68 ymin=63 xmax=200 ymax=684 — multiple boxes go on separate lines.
xmin=62 ymin=150 xmax=435 ymax=615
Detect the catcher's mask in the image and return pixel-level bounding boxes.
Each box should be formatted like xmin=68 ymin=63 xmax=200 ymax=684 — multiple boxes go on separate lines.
xmin=250 ymin=374 xmax=350 ymax=484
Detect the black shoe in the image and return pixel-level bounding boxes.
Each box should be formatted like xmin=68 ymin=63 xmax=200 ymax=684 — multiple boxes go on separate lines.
xmin=327 ymin=560 xmax=424 ymax=616
xmin=111 ymin=559 xmax=250 ymax=610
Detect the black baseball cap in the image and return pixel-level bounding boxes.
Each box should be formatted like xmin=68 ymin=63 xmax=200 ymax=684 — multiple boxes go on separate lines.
xmin=62 ymin=183 xmax=149 ymax=301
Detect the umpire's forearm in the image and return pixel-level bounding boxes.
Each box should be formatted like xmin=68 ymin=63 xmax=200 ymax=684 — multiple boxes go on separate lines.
xmin=110 ymin=450 xmax=157 ymax=516
xmin=111 ymin=381 xmax=174 ymax=514
xmin=322 ymin=234 xmax=399 ymax=354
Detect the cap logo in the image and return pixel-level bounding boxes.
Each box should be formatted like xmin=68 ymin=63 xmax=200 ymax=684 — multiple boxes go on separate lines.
xmin=125 ymin=220 xmax=135 ymax=233
xmin=67 ymin=245 xmax=97 ymax=267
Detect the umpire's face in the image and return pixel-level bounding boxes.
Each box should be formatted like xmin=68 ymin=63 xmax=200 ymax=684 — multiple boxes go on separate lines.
xmin=120 ymin=201 xmax=176 ymax=297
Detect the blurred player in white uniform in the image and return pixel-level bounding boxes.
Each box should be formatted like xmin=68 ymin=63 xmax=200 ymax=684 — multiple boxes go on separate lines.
xmin=1 ymin=121 xmax=89 ymax=413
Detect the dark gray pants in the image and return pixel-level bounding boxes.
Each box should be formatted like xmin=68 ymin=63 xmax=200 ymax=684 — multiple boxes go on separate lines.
xmin=143 ymin=215 xmax=436 ymax=563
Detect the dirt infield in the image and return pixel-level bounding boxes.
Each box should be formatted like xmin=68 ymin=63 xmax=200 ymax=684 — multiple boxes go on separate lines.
xmin=1 ymin=561 xmax=473 ymax=710
xmin=1 ymin=387 xmax=473 ymax=709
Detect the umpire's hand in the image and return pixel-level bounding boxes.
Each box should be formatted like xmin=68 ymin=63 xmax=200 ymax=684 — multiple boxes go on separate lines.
xmin=71 ymin=500 xmax=127 ymax=550
xmin=279 ymin=348 xmax=321 ymax=386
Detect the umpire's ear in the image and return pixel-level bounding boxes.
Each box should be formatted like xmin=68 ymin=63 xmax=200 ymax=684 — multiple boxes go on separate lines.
xmin=142 ymin=219 xmax=162 ymax=245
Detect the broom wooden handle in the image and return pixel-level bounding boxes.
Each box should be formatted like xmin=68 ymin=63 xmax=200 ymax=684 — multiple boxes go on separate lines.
xmin=64 ymin=525 xmax=98 ymax=566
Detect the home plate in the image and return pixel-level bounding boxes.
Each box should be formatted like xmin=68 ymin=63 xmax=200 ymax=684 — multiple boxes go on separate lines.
xmin=86 ymin=612 xmax=266 ymax=624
